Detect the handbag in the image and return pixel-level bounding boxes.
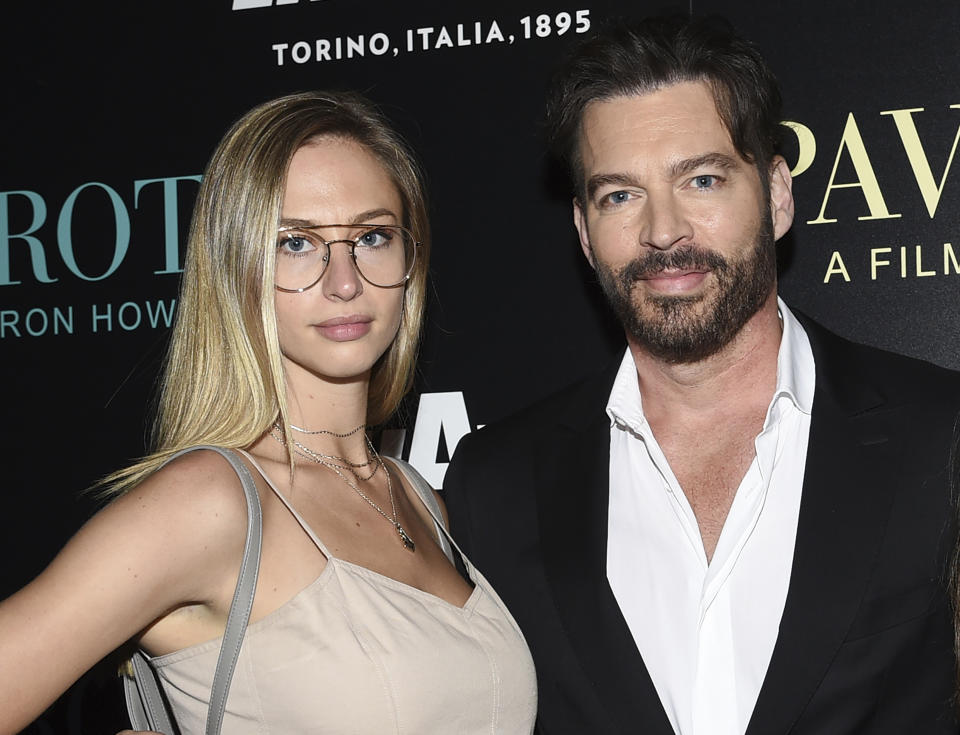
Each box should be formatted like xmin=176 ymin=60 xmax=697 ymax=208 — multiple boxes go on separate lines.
xmin=120 ymin=445 xmax=263 ymax=735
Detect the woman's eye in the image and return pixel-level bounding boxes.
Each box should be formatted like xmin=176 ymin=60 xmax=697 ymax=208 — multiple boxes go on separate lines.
xmin=278 ymin=234 xmax=314 ymax=254
xmin=357 ymin=229 xmax=392 ymax=248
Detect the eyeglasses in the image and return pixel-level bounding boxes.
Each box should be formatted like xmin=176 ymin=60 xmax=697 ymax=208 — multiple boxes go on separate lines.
xmin=274 ymin=223 xmax=420 ymax=292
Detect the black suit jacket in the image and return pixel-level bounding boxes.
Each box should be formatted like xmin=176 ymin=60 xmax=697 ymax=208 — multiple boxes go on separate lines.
xmin=444 ymin=317 xmax=960 ymax=734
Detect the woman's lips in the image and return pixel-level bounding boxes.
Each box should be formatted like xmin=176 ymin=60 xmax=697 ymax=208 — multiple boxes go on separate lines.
xmin=638 ymin=269 xmax=709 ymax=294
xmin=315 ymin=314 xmax=372 ymax=341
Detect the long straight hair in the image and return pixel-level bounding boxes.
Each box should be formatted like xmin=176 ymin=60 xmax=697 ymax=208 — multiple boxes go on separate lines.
xmin=103 ymin=91 xmax=430 ymax=493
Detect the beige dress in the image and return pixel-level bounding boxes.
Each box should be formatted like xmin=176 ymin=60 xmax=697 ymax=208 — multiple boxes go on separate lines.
xmin=146 ymin=453 xmax=537 ymax=734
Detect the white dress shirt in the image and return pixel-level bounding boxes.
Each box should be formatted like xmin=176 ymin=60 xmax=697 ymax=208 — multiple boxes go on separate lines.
xmin=606 ymin=298 xmax=815 ymax=735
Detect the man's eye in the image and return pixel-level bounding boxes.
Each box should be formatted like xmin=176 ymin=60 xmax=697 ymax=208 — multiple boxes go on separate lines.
xmin=692 ymin=175 xmax=718 ymax=189
xmin=278 ymin=235 xmax=315 ymax=255
xmin=603 ymin=190 xmax=632 ymax=205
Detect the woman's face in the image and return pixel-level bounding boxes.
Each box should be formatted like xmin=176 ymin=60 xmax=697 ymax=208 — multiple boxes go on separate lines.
xmin=274 ymin=136 xmax=406 ymax=387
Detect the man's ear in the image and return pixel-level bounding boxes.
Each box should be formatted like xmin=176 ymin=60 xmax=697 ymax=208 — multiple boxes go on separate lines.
xmin=768 ymin=156 xmax=795 ymax=240
xmin=573 ymin=198 xmax=595 ymax=268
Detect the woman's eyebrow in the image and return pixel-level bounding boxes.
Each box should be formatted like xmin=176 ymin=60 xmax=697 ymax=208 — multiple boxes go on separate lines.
xmin=278 ymin=209 xmax=399 ymax=228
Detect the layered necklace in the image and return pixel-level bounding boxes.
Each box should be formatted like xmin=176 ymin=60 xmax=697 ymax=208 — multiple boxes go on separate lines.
xmin=270 ymin=421 xmax=416 ymax=551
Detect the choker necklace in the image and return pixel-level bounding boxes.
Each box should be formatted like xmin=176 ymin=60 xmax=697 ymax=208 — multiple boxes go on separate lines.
xmin=270 ymin=426 xmax=415 ymax=552
xmin=273 ymin=422 xmax=378 ymax=479
xmin=274 ymin=428 xmax=379 ymax=481
xmin=289 ymin=422 xmax=366 ymax=437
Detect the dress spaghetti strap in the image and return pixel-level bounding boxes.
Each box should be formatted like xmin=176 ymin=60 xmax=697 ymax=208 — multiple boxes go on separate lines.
xmin=235 ymin=450 xmax=454 ymax=562
xmin=234 ymin=450 xmax=334 ymax=559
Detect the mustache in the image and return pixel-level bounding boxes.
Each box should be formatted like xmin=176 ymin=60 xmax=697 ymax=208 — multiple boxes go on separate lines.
xmin=618 ymin=245 xmax=729 ymax=282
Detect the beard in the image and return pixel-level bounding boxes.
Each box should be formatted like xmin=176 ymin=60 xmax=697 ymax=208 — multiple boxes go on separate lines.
xmin=594 ymin=215 xmax=777 ymax=365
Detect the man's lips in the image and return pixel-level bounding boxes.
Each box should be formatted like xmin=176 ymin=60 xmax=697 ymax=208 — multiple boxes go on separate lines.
xmin=314 ymin=314 xmax=372 ymax=340
xmin=637 ymin=268 xmax=710 ymax=293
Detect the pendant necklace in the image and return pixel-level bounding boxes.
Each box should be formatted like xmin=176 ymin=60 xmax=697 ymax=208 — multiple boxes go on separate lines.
xmin=270 ymin=424 xmax=415 ymax=551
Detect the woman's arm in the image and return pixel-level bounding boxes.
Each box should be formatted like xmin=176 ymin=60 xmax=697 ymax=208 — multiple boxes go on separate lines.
xmin=0 ymin=450 xmax=250 ymax=735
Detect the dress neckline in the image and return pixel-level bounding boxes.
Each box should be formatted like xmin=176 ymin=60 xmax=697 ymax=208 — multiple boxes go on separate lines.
xmin=152 ymin=549 xmax=488 ymax=667
xmin=236 ymin=449 xmax=477 ymax=609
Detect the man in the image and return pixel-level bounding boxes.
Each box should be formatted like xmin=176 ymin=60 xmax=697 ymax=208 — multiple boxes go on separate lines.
xmin=444 ymin=15 xmax=960 ymax=735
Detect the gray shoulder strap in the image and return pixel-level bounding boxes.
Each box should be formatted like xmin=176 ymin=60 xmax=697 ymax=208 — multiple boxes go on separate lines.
xmin=199 ymin=446 xmax=262 ymax=735
xmin=122 ymin=445 xmax=262 ymax=735
xmin=388 ymin=457 xmax=454 ymax=563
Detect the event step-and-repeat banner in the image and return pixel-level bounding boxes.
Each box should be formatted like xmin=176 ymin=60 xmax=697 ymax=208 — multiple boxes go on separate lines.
xmin=3 ymin=0 xmax=959 ymax=730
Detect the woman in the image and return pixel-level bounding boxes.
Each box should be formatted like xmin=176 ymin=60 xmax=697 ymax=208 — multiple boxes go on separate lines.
xmin=0 ymin=91 xmax=536 ymax=734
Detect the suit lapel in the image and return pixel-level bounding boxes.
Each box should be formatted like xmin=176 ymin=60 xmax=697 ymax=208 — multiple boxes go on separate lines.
xmin=746 ymin=319 xmax=897 ymax=734
xmin=536 ymin=367 xmax=675 ymax=734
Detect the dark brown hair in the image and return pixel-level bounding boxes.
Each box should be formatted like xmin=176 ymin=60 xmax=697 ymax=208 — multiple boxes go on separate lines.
xmin=545 ymin=15 xmax=784 ymax=199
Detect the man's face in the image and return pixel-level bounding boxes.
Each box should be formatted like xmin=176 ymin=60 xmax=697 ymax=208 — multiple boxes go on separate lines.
xmin=572 ymin=81 xmax=793 ymax=364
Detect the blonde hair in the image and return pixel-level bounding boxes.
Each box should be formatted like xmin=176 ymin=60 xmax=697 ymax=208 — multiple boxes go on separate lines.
xmin=104 ymin=91 xmax=430 ymax=493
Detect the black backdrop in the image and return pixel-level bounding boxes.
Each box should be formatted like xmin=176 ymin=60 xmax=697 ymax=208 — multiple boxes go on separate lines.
xmin=3 ymin=0 xmax=960 ymax=731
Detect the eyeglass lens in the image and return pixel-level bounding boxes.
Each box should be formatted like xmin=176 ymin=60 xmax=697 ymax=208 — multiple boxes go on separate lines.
xmin=275 ymin=225 xmax=415 ymax=290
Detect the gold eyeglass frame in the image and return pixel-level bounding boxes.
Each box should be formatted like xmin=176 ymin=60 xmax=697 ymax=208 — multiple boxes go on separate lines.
xmin=274 ymin=223 xmax=421 ymax=293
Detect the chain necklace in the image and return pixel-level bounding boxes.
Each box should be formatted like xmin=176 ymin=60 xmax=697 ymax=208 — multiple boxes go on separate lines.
xmin=289 ymin=422 xmax=366 ymax=437
xmin=273 ymin=423 xmax=378 ymax=479
xmin=316 ymin=454 xmax=416 ymax=552
xmin=270 ymin=426 xmax=416 ymax=552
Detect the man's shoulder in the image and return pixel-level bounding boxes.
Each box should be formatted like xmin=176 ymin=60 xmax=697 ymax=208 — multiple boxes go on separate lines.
xmin=442 ymin=365 xmax=615 ymax=534
xmin=452 ymin=362 xmax=616 ymax=465
xmin=799 ymin=312 xmax=960 ymax=406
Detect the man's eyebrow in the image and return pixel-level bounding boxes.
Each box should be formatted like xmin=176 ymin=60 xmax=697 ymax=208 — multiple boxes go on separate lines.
xmin=669 ymin=152 xmax=740 ymax=179
xmin=584 ymin=153 xmax=741 ymax=200
xmin=279 ymin=208 xmax=400 ymax=228
xmin=585 ymin=173 xmax=643 ymax=200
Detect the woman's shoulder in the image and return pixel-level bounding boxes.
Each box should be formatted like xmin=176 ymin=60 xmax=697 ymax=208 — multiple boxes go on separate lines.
xmin=105 ymin=448 xmax=253 ymax=566
xmin=0 ymin=449 xmax=257 ymax=687
xmin=134 ymin=445 xmax=249 ymax=509
xmin=137 ymin=447 xmax=249 ymax=498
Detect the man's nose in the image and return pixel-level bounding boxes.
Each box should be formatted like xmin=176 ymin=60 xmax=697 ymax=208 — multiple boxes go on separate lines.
xmin=637 ymin=192 xmax=693 ymax=250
